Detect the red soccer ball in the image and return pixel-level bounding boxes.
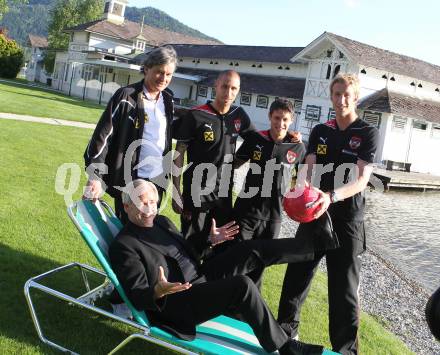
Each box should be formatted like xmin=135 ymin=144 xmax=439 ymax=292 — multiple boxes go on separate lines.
xmin=283 ymin=186 xmax=320 ymax=223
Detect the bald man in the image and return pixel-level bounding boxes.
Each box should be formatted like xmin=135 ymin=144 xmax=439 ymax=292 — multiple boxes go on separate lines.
xmin=172 ymin=71 xmax=256 ymax=259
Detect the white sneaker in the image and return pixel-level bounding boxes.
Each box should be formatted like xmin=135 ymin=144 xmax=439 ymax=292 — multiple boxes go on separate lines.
xmin=111 ymin=303 xmax=133 ymax=320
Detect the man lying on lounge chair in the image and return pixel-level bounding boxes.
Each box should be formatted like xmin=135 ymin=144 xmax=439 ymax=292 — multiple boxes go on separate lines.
xmin=109 ymin=179 xmax=337 ymax=354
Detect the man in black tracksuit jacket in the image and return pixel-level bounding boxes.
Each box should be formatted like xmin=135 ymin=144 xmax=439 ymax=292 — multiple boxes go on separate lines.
xmin=171 ymin=70 xmax=256 ymax=259
xmin=83 ymin=46 xmax=178 ymax=222
xmin=277 ymin=74 xmax=379 ymax=355
xmin=233 ymin=98 xmax=306 ymax=289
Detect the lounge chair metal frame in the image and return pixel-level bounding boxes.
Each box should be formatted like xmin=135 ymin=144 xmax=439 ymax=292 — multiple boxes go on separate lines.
xmin=24 ymin=200 xmax=278 ymax=354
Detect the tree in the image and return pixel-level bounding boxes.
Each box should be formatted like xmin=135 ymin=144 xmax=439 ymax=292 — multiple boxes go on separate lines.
xmin=0 ymin=31 xmax=23 ymax=78
xmin=0 ymin=0 xmax=27 ymax=20
xmin=44 ymin=0 xmax=103 ymax=73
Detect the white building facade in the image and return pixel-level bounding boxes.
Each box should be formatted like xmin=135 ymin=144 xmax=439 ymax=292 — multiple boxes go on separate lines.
xmin=290 ymin=32 xmax=440 ymax=175
xmin=52 ymin=2 xmax=440 ymax=175
xmin=26 ymin=34 xmax=49 ymax=84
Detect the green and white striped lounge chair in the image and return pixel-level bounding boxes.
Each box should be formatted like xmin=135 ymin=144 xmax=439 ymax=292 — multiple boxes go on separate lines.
xmin=24 ymin=199 xmax=338 ymax=354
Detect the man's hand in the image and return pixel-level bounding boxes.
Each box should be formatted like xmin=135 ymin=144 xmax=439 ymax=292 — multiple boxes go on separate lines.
xmin=154 ymin=266 xmax=191 ymax=299
xmin=82 ymin=179 xmax=102 ymax=201
xmin=287 ymin=130 xmax=303 ymax=143
xmin=307 ymin=187 xmax=331 ymax=219
xmin=209 ymin=219 xmax=239 ymax=246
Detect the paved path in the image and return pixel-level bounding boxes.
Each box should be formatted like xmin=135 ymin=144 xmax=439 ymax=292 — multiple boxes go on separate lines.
xmin=0 ymin=112 xmax=96 ymax=129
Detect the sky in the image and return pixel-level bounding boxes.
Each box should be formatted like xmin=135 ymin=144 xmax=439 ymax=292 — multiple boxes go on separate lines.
xmin=129 ymin=0 xmax=440 ymax=66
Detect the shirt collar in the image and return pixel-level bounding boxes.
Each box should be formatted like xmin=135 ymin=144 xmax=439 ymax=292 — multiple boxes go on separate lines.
xmin=143 ymin=86 xmax=161 ymax=102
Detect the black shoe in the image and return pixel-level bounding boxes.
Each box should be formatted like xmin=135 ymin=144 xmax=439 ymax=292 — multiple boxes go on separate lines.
xmin=280 ymin=322 xmax=299 ymax=339
xmin=279 ymin=338 xmax=324 ymax=355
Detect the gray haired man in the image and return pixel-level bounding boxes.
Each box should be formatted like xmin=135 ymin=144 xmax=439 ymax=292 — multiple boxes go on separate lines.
xmin=83 ymin=46 xmax=178 ymax=223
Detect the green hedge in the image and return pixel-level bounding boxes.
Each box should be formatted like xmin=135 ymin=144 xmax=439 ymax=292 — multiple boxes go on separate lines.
xmin=0 ymin=32 xmax=23 ymax=78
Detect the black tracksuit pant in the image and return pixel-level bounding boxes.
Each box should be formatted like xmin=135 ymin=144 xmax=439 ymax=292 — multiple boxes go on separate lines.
xmin=178 ymin=234 xmax=332 ymax=352
xmin=237 ymin=216 xmax=281 ymax=290
xmin=277 ymin=217 xmax=365 ymax=355
xmin=181 ymin=197 xmax=234 ymax=259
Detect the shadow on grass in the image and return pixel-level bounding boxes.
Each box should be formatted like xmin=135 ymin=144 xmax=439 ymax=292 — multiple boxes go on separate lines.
xmin=0 ymin=243 xmax=173 ymax=354
xmin=0 ymin=84 xmax=103 ymax=110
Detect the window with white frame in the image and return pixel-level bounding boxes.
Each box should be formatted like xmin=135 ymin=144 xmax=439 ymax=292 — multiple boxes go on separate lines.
xmin=432 ymin=124 xmax=440 ymax=138
xmin=413 ymin=120 xmax=427 ymax=130
xmin=256 ymin=95 xmax=268 ymax=108
xmin=136 ymin=40 xmax=145 ymax=51
xmin=392 ymin=116 xmax=407 ymax=131
xmin=197 ymin=85 xmax=207 ymax=97
xmin=64 ymin=64 xmax=70 ymax=81
xmin=305 ymin=105 xmax=321 ymax=121
xmin=81 ymin=65 xmax=92 ymax=80
xmin=363 ymin=111 xmax=381 ymax=128
xmin=240 ymin=93 xmax=252 ymax=106
xmin=328 ymin=108 xmax=336 ymax=120
xmin=210 ymin=87 xmax=216 ymax=99
xmin=294 ymin=100 xmax=302 ymax=115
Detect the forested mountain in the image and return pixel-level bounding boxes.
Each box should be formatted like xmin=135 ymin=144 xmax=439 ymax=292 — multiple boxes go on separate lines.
xmin=0 ymin=0 xmax=218 ymax=46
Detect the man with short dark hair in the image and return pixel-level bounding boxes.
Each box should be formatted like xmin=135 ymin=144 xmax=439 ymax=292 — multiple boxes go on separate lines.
xmin=109 ymin=179 xmax=334 ymax=355
xmin=277 ymin=73 xmax=380 ymax=355
xmin=233 ymin=98 xmax=306 ymax=288
xmin=83 ymin=46 xmax=178 ymax=222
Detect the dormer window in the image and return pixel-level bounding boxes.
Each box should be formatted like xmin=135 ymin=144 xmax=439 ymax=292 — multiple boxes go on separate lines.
xmin=112 ymin=2 xmax=123 ymax=16
xmin=104 ymin=0 xmax=128 ymax=25
xmin=136 ymin=40 xmax=145 ymax=51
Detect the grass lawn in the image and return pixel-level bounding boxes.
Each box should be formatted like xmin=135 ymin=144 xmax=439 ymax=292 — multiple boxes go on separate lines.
xmin=0 ymin=80 xmax=104 ymax=124
xmin=0 ymin=119 xmax=413 ymax=354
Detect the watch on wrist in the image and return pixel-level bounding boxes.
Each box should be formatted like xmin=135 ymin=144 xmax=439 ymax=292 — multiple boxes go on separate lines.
xmin=330 ymin=190 xmax=339 ymax=203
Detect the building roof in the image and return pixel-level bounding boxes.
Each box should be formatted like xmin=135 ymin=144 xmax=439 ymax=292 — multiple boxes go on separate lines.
xmin=326 ymin=32 xmax=440 ymax=85
xmin=175 ymin=67 xmax=305 ymax=99
xmin=169 ymin=44 xmax=304 ymax=63
xmin=28 ymin=34 xmax=48 ymax=48
xmin=358 ymin=88 xmax=440 ymax=124
xmin=64 ymin=19 xmax=221 ymax=46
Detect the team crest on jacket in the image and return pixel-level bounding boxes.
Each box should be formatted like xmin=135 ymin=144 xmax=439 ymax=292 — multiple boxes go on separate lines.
xmin=204 ymin=131 xmax=214 ymax=141
xmin=349 ymin=136 xmax=362 ymax=150
xmin=286 ymin=150 xmax=297 ymax=163
xmin=317 ymin=144 xmax=327 ymax=155
xmin=252 ymin=144 xmax=263 ymax=160
xmin=252 ymin=151 xmax=262 ymax=160
xmin=234 ymin=119 xmax=241 ymax=132
xmin=204 ymin=122 xmax=214 ymax=141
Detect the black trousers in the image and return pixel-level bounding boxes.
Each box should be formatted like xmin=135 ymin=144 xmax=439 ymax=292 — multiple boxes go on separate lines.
xmin=237 ymin=216 xmax=281 ymax=290
xmin=179 ymin=275 xmax=287 ymax=352
xmin=277 ymin=218 xmax=366 ymax=355
xmin=173 ymin=234 xmax=331 ymax=353
xmin=181 ymin=197 xmax=234 ymax=259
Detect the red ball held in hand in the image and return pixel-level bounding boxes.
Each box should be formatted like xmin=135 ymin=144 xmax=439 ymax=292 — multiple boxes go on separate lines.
xmin=283 ymin=186 xmax=320 ymax=223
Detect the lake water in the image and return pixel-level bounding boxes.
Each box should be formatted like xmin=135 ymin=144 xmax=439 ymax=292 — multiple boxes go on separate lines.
xmin=364 ymin=189 xmax=440 ymax=293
